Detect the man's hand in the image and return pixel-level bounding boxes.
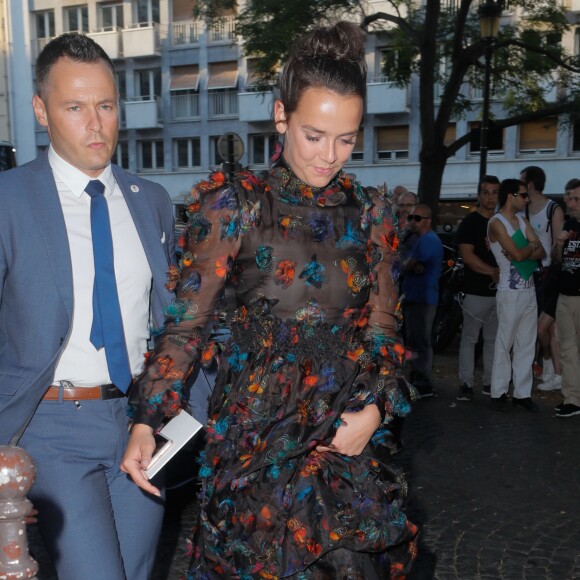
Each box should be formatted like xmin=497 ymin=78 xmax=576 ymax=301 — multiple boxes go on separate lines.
xmin=317 ymin=404 xmax=381 ymax=456
xmin=121 ymin=424 xmax=161 ymax=496
xmin=490 ymin=268 xmax=500 ymax=284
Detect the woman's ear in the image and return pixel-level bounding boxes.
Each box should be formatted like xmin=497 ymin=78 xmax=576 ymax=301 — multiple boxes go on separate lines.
xmin=274 ymin=100 xmax=287 ymax=135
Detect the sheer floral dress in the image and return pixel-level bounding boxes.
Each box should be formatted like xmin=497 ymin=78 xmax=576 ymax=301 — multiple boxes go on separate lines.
xmin=129 ymin=154 xmax=418 ymax=579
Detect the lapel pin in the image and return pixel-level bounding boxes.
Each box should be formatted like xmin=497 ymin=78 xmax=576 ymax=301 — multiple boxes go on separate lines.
xmin=131 ymin=185 xmax=140 ymax=192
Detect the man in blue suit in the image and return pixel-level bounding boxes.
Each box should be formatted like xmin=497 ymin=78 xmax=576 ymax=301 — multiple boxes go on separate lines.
xmin=0 ymin=34 xmax=177 ymax=579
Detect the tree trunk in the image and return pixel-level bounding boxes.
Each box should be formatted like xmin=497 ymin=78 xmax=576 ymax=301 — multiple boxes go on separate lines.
xmin=417 ymin=146 xmax=447 ymax=225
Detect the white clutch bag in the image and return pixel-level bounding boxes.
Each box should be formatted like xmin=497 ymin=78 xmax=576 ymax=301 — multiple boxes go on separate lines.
xmin=143 ymin=410 xmax=203 ymax=480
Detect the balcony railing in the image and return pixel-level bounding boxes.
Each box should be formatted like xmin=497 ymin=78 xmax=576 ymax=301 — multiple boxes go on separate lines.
xmin=87 ymin=28 xmax=122 ymax=59
xmin=124 ymin=96 xmax=161 ymax=129
xmin=238 ymin=90 xmax=273 ymax=122
xmin=171 ymin=93 xmax=200 ymax=120
xmin=171 ymin=20 xmax=200 ymax=46
xmin=208 ymin=90 xmax=238 ymax=118
xmin=209 ymin=16 xmax=236 ymax=43
xmin=122 ymin=22 xmax=160 ymax=57
xmin=367 ymin=77 xmax=408 ymax=114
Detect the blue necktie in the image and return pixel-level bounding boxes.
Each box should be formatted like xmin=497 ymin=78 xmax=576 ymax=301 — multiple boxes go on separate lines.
xmin=86 ymin=180 xmax=132 ymax=392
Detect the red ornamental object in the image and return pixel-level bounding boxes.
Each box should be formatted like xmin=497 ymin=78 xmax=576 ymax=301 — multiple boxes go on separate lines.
xmin=0 ymin=445 xmax=38 ymax=579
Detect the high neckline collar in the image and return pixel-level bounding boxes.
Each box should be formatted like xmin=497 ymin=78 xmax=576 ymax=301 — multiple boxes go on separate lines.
xmin=269 ymin=154 xmax=350 ymax=207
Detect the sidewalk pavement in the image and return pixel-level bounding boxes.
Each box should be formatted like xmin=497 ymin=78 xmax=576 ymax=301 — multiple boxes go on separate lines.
xmin=31 ymin=336 xmax=580 ymax=579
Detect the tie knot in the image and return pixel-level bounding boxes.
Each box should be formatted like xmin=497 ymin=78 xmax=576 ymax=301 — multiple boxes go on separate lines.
xmin=86 ymin=180 xmax=106 ymax=199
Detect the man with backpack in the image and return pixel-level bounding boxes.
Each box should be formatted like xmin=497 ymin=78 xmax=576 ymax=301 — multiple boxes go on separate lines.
xmin=520 ymin=166 xmax=564 ymax=390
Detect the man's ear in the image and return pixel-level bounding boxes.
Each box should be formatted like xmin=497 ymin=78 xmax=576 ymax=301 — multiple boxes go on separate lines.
xmin=274 ymin=100 xmax=287 ymax=135
xmin=33 ymin=95 xmax=49 ymax=127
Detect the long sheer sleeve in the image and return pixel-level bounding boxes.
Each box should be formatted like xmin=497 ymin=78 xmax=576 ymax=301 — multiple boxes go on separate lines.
xmin=345 ymin=187 xmax=414 ymax=437
xmin=129 ymin=171 xmax=247 ymax=429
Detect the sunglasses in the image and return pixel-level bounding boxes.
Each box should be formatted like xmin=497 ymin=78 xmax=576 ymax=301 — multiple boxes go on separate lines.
xmin=512 ymin=192 xmax=529 ymax=199
xmin=407 ymin=214 xmax=430 ymax=222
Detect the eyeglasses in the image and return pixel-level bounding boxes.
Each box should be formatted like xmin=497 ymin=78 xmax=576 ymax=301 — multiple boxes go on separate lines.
xmin=511 ymin=192 xmax=529 ymax=199
xmin=407 ymin=214 xmax=430 ymax=222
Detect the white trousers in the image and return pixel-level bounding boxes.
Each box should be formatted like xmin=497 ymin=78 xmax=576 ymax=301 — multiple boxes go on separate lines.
xmin=491 ymin=289 xmax=537 ymax=399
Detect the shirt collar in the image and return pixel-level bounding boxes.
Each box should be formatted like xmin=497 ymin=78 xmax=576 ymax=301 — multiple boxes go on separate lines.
xmin=48 ymin=145 xmax=116 ymax=198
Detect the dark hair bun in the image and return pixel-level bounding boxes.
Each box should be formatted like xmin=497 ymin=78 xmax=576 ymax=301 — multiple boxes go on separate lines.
xmin=297 ymin=21 xmax=365 ymax=63
xmin=278 ymin=20 xmax=367 ymax=116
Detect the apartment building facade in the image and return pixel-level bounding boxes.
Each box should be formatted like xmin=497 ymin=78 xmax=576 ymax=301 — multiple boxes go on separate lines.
xmin=3 ymin=0 xmax=580 ymax=214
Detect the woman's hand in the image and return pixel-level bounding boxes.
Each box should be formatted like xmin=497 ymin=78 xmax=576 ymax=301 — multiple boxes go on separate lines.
xmin=120 ymin=423 xmax=161 ymax=497
xmin=317 ymin=404 xmax=381 ymax=456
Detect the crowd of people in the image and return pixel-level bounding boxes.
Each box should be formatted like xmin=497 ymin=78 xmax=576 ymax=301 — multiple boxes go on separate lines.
xmin=1 ymin=21 xmax=579 ymax=580
xmin=394 ymin=167 xmax=580 ymax=420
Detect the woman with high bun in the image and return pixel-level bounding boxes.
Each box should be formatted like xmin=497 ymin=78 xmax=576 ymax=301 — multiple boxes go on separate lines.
xmin=123 ymin=20 xmax=418 ymax=578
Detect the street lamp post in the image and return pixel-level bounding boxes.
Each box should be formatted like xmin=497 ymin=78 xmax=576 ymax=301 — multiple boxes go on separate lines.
xmin=478 ymin=0 xmax=503 ymax=182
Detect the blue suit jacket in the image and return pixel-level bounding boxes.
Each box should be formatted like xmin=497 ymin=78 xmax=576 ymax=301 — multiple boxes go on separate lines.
xmin=0 ymin=152 xmax=176 ymax=444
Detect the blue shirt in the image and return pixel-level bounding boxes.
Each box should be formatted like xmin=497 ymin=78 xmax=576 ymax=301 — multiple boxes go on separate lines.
xmin=402 ymin=229 xmax=443 ymax=305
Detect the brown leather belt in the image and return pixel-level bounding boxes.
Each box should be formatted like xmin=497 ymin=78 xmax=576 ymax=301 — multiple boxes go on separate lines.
xmin=43 ymin=384 xmax=126 ymax=401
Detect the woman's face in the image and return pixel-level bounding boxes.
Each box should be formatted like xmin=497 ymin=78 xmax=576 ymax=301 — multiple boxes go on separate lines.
xmin=274 ymin=87 xmax=363 ymax=188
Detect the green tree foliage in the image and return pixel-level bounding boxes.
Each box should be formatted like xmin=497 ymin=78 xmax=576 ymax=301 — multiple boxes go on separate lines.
xmin=195 ymin=0 xmax=580 ymax=208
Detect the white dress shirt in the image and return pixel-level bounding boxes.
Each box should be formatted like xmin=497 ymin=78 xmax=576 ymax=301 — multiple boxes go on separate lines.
xmin=50 ymin=147 xmax=152 ymax=386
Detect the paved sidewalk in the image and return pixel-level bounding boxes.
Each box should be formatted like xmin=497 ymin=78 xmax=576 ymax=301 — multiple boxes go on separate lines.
xmin=31 ymin=338 xmax=580 ymax=579
xmin=405 ymin=343 xmax=580 ymax=579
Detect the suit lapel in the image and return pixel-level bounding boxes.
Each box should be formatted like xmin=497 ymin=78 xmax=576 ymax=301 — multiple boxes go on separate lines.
xmin=112 ymin=166 xmax=169 ymax=285
xmin=27 ymin=154 xmax=74 ymax=317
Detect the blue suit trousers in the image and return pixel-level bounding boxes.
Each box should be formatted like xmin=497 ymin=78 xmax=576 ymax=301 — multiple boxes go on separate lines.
xmin=20 ymin=396 xmax=164 ymax=580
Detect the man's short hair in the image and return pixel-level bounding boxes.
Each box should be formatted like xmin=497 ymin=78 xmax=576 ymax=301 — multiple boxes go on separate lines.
xmin=36 ymin=33 xmax=116 ymax=99
xmin=478 ymin=175 xmax=500 ymax=193
xmin=399 ymin=191 xmax=418 ymax=205
xmin=499 ymin=178 xmax=525 ymax=207
xmin=520 ymin=165 xmax=546 ymax=192
xmin=413 ymin=203 xmax=432 ymax=217
xmin=565 ymin=178 xmax=580 ymax=192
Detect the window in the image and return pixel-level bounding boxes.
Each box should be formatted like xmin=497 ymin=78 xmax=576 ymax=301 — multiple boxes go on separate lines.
xmin=100 ymin=3 xmax=124 ymax=30
xmin=135 ymin=69 xmax=161 ymax=99
xmin=209 ymin=16 xmax=236 ymax=42
xmin=36 ymin=11 xmax=55 ymax=39
xmin=376 ymin=126 xmax=409 ymax=161
xmin=573 ymin=120 xmax=580 ymax=152
xmin=138 ymin=140 xmax=164 ymax=171
xmin=114 ymin=141 xmax=129 ymax=168
xmin=64 ymin=6 xmax=88 ymax=33
xmin=209 ymin=136 xmax=221 ymax=166
xmin=249 ymin=134 xmax=277 ymax=165
xmin=470 ymin=122 xmax=504 ymax=156
xmin=116 ymin=71 xmax=127 ymax=101
xmin=518 ymin=118 xmax=557 ymax=155
xmin=350 ymin=129 xmax=364 ymax=162
xmin=34 ymin=10 xmax=55 ymax=58
xmin=375 ymin=45 xmax=411 ymax=82
xmin=444 ymin=124 xmax=457 ymax=157
xmin=207 ymin=62 xmax=239 ymax=118
xmin=134 ymin=0 xmax=160 ymax=24
xmin=170 ymin=66 xmax=200 ymax=120
xmin=174 ymin=138 xmax=201 ymax=169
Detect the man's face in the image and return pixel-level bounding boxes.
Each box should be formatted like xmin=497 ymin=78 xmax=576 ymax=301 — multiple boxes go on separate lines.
xmin=33 ymin=57 xmax=119 ymax=177
xmin=510 ymin=184 xmax=529 ymax=211
xmin=396 ymin=193 xmax=416 ymax=227
xmin=566 ymin=186 xmax=580 ymax=219
xmin=408 ymin=207 xmax=432 ymax=236
xmin=478 ymin=181 xmax=499 ymax=211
